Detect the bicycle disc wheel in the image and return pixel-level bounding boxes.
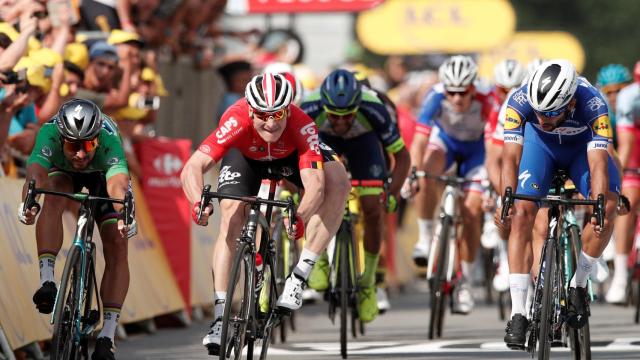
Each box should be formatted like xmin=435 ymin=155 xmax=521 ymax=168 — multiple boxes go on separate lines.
xmin=220 ymin=242 xmax=253 ymax=360
xmin=429 ymin=215 xmax=451 ymax=340
xmin=537 ymin=241 xmax=556 ymax=360
xmin=51 ymin=246 xmax=82 ymax=360
xmin=339 ymin=229 xmax=350 ymax=359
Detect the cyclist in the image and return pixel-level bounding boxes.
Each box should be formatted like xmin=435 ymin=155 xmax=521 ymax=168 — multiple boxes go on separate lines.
xmin=501 ymin=60 xmax=620 ymax=349
xmin=484 ymin=59 xmax=527 ymax=292
xmin=18 ymin=99 xmax=136 ymax=360
xmin=405 ymin=55 xmax=492 ymax=314
xmin=300 ymin=69 xmax=410 ymax=323
xmin=180 ymin=73 xmax=350 ymax=356
xmin=607 ymin=61 xmax=640 ymax=303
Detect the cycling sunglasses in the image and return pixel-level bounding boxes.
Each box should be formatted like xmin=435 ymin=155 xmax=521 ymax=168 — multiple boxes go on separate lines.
xmin=62 ymin=138 xmax=99 ymax=153
xmin=324 ymin=106 xmax=358 ymax=118
xmin=445 ymin=89 xmax=471 ymax=97
xmin=534 ymin=106 xmax=568 ymax=118
xmin=252 ymin=108 xmax=287 ymax=122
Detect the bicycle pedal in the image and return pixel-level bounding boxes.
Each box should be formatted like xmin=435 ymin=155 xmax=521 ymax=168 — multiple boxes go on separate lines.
xmin=274 ymin=307 xmax=292 ymax=316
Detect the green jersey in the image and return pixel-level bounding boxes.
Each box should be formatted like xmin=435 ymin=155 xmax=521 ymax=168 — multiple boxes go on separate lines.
xmin=27 ymin=115 xmax=129 ymax=179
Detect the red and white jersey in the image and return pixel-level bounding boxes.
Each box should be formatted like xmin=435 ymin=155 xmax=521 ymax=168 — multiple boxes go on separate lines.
xmin=198 ymin=99 xmax=324 ymax=170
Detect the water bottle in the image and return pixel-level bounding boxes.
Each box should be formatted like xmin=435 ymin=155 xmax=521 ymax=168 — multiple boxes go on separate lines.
xmin=255 ymin=253 xmax=264 ymax=295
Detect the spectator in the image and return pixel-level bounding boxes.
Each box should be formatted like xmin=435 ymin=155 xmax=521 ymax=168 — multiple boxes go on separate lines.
xmin=61 ymin=42 xmax=90 ymax=100
xmin=79 ymin=0 xmax=136 ymax=32
xmin=216 ymin=59 xmax=252 ymax=119
xmin=77 ymin=40 xmax=132 ymax=113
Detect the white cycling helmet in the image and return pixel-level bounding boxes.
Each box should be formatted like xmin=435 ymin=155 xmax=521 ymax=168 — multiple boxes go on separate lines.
xmin=494 ymin=59 xmax=526 ymax=89
xmin=524 ymin=58 xmax=545 ymax=83
xmin=527 ymin=59 xmax=578 ymax=113
xmin=263 ymin=62 xmax=303 ymax=104
xmin=245 ymin=73 xmax=293 ymax=112
xmin=439 ymin=55 xmax=477 ymax=91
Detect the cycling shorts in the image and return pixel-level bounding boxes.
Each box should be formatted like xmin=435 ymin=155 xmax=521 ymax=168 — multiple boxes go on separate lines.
xmin=320 ymin=132 xmax=388 ymax=182
xmin=516 ymin=123 xmax=620 ymax=198
xmin=48 ymin=169 xmax=119 ymax=225
xmin=427 ymin=125 xmax=486 ymax=193
xmin=217 ymin=144 xmax=338 ymax=197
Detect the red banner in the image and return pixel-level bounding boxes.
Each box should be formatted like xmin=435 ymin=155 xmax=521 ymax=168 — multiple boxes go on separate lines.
xmin=137 ymin=138 xmax=192 ymax=310
xmin=243 ymin=0 xmax=384 ymax=13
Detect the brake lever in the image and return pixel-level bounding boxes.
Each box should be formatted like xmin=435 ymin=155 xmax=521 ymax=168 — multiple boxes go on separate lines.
xmin=596 ymin=193 xmax=605 ymax=229
xmin=123 ymin=191 xmax=132 ymax=225
xmin=25 ymin=179 xmax=41 ymax=214
xmin=198 ymin=184 xmax=212 ymax=225
xmin=500 ymin=187 xmax=513 ymax=223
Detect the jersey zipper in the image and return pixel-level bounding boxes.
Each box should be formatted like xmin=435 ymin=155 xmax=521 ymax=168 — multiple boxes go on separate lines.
xmin=267 ymin=142 xmax=271 ymax=159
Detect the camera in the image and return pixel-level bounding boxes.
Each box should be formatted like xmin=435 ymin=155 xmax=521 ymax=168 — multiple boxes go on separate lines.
xmin=1 ymin=69 xmax=26 ymax=84
xmin=137 ymin=95 xmax=160 ymax=110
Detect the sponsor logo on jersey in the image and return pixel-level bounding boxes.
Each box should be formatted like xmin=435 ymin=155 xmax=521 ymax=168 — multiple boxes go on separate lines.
xmin=591 ymin=115 xmax=612 ymax=138
xmin=512 ymin=90 xmax=527 ymax=106
xmin=107 ymin=157 xmax=120 ymax=165
xmin=532 ymin=124 xmax=588 ymax=136
xmin=199 ymin=144 xmax=211 ymax=154
xmin=41 ymin=146 xmax=52 ymax=157
xmin=300 ymin=122 xmax=320 ymax=154
xmin=504 ymin=108 xmax=522 ymax=130
xmin=587 ymin=96 xmax=606 ymax=112
xmin=216 ymin=117 xmax=239 ymax=144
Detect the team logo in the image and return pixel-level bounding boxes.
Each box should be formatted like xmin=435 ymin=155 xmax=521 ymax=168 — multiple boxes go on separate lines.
xmin=591 ymin=115 xmax=612 ymax=138
xmin=199 ymin=144 xmax=211 ymax=154
xmin=504 ymin=108 xmax=522 ymax=130
xmin=218 ymin=166 xmax=241 ymax=183
xmin=107 ymin=157 xmax=119 ymax=165
xmin=369 ymin=164 xmax=383 ymax=178
xmin=299 ymin=122 xmax=320 ymax=154
xmin=587 ymin=97 xmax=606 ymax=111
xmin=280 ymin=166 xmax=294 ymax=177
xmin=41 ymin=146 xmax=52 ymax=157
xmin=512 ymin=90 xmax=528 ymax=106
xmin=518 ymin=170 xmax=531 ymax=189
xmin=531 ymin=183 xmax=540 ymax=190
xmin=216 ymin=117 xmax=239 ymax=144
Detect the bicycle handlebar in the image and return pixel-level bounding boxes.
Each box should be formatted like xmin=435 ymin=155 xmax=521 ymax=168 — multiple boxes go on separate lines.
xmin=198 ymin=184 xmax=297 ymax=234
xmin=500 ymin=186 xmax=605 ymax=228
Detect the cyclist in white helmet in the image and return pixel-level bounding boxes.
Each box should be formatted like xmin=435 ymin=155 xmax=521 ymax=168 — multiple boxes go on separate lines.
xmin=403 ymin=55 xmax=493 ymax=314
xmin=501 ymin=59 xmax=619 ymax=350
xmin=181 ymin=73 xmax=350 ymax=356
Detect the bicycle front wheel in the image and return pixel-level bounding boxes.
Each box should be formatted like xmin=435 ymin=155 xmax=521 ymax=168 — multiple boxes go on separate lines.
xmin=537 ymin=241 xmax=556 ymax=360
xmin=338 ymin=228 xmax=350 ymax=359
xmin=220 ymin=242 xmax=253 ymax=360
xmin=51 ymin=246 xmax=82 ymax=360
xmin=429 ymin=215 xmax=451 ymax=340
xmin=567 ymin=225 xmax=591 ymax=360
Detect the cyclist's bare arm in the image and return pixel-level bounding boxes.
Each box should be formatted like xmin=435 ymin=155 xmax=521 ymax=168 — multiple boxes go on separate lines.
xmin=181 ymin=150 xmax=216 ymax=205
xmin=485 ymin=141 xmax=503 ymax=191
xmin=389 ymin=146 xmax=411 ymax=196
xmin=500 ymin=141 xmax=523 ymax=197
xmin=22 ymin=163 xmax=48 ymax=200
xmin=106 ymin=173 xmax=131 ymax=214
xmin=410 ymin=132 xmax=429 ymax=172
xmin=616 ymin=130 xmax=635 ymax=170
xmin=297 ymin=167 xmax=325 ymax=222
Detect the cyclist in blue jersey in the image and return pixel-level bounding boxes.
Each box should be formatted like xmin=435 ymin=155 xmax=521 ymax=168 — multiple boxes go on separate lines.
xmin=501 ymin=60 xmax=620 ymax=349
xmin=301 ymin=69 xmax=410 ymax=323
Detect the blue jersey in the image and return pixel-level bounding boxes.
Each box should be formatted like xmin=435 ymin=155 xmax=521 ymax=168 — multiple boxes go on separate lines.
xmin=301 ymin=88 xmax=405 ymax=154
xmin=503 ymin=77 xmax=611 ymax=151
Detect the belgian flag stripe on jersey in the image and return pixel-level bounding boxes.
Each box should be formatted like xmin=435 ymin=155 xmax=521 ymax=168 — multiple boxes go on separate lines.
xmin=311 ymin=161 xmax=323 ymax=169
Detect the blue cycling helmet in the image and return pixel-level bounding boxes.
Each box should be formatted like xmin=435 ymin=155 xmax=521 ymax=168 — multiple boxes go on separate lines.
xmin=596 ymin=64 xmax=632 ymax=88
xmin=320 ymin=69 xmax=362 ymax=113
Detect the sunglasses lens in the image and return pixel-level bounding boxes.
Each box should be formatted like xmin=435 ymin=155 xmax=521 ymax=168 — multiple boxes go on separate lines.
xmin=64 ymin=139 xmax=98 ymax=153
xmin=253 ymin=109 xmax=286 ymax=121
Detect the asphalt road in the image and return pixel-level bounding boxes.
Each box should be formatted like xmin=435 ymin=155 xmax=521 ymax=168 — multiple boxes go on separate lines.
xmin=115 ymin=280 xmax=640 ymax=360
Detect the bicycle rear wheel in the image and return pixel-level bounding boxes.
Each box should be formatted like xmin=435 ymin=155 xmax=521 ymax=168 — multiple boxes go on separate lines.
xmin=220 ymin=242 xmax=253 ymax=360
xmin=429 ymin=215 xmax=451 ymax=340
xmin=537 ymin=241 xmax=556 ymax=360
xmin=51 ymin=246 xmax=82 ymax=360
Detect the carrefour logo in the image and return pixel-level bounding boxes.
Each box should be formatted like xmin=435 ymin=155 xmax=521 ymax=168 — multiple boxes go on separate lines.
xmin=153 ymin=154 xmax=183 ymax=175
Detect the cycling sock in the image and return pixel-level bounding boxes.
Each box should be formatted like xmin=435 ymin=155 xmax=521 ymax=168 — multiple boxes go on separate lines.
xmin=98 ymin=307 xmax=121 ymax=341
xmin=213 ymin=291 xmax=227 ymax=319
xmin=293 ymin=248 xmax=319 ymax=281
xmin=570 ymin=251 xmax=597 ymax=288
xmin=361 ymin=251 xmax=380 ymax=288
xmin=613 ymin=254 xmax=629 ymax=282
xmin=509 ymin=273 xmax=530 ymax=317
xmin=38 ymin=253 xmax=56 ymax=286
xmin=460 ymin=260 xmax=473 ymax=283
xmin=417 ymin=218 xmax=434 ymax=243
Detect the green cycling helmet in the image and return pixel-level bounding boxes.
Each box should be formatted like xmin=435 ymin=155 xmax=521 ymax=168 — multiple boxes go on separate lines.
xmin=596 ymin=64 xmax=632 ymax=88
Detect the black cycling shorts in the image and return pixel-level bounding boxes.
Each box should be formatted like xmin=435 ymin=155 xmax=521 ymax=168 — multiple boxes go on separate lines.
xmin=49 ymin=169 xmax=118 ymax=225
xmin=321 ymin=131 xmax=388 ymax=181
xmin=217 ymin=144 xmax=338 ymax=197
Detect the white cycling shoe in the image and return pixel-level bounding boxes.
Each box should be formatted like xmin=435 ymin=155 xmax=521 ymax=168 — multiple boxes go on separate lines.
xmin=493 ymin=262 xmax=510 ymax=292
xmin=590 ymin=256 xmax=609 ymax=284
xmin=412 ymin=236 xmax=432 ymax=267
xmin=452 ymin=282 xmax=475 ymax=315
xmin=203 ymin=317 xmax=223 ymax=355
xmin=605 ymin=278 xmax=627 ymax=304
xmin=277 ymin=275 xmax=306 ymax=310
xmin=376 ymin=287 xmax=391 ymax=313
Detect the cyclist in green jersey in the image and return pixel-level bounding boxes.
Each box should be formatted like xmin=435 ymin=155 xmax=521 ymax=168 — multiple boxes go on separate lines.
xmin=18 ymin=99 xmax=136 ymax=360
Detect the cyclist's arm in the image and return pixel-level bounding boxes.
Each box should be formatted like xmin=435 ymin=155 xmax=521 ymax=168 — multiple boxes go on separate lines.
xmin=501 ymin=141 xmax=522 ymax=196
xmin=180 ymin=150 xmax=216 ymax=205
xmin=588 ymin=148 xmax=609 ymax=199
xmin=106 ymin=173 xmax=130 ymax=213
xmin=389 ymin=146 xmax=410 ymax=196
xmin=22 ymin=162 xmax=48 ymax=200
xmin=616 ymin=129 xmax=635 ymax=169
xmin=410 ymin=132 xmax=429 ymax=172
xmin=298 ymin=167 xmax=325 ymax=222
xmin=485 ymin=141 xmax=502 ymax=191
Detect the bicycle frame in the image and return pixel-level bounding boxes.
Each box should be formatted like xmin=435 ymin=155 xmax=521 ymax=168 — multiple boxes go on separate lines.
xmin=426 ymin=182 xmax=460 ymax=282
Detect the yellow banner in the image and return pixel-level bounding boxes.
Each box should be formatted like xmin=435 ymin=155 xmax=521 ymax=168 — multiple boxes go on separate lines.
xmin=477 ymin=31 xmax=586 ymax=79
xmin=0 ymin=177 xmax=185 ymax=350
xmin=356 ymin=0 xmax=516 ymax=54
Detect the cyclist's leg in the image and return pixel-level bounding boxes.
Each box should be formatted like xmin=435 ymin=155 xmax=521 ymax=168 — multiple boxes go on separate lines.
xmin=414 ymin=126 xmax=450 ymax=263
xmin=32 ymin=169 xmax=75 ymax=313
xmin=608 ymin=176 xmax=640 ymax=303
xmin=342 ymin=133 xmax=387 ymax=321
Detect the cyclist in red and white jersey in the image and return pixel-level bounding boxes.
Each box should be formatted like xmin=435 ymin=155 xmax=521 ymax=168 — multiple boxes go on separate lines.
xmin=181 ymin=73 xmax=350 ymax=356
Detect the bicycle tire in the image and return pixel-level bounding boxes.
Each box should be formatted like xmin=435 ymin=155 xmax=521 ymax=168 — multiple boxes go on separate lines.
xmin=482 ymin=248 xmax=495 ymax=305
xmin=51 ymin=246 xmax=81 ymax=360
xmin=429 ymin=215 xmax=451 ymax=340
xmin=259 ymin=258 xmax=278 ymax=360
xmin=339 ymin=227 xmax=350 ymax=359
xmin=272 ymin=219 xmax=288 ymax=344
xmin=79 ymin=255 xmax=98 ymax=359
xmin=498 ymin=290 xmax=508 ymax=321
xmin=635 ymin=279 xmax=640 ymax=324
xmin=567 ymin=225 xmax=591 ymax=360
xmin=219 ymin=241 xmax=253 ymax=360
xmin=537 ymin=240 xmax=556 ymax=360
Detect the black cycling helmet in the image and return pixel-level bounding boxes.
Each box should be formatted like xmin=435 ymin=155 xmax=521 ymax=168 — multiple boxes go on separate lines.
xmin=56 ymin=99 xmax=103 ymax=140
